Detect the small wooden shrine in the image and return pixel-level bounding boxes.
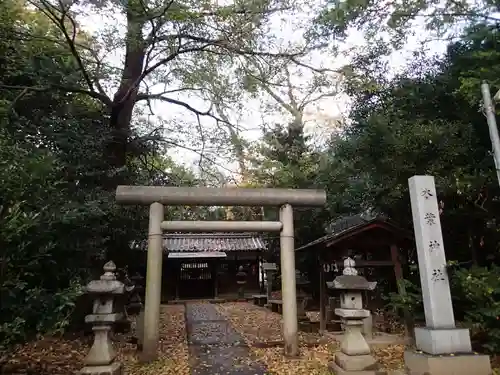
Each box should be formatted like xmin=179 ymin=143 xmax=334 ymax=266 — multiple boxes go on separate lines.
xmin=296 ymin=213 xmax=414 ymax=333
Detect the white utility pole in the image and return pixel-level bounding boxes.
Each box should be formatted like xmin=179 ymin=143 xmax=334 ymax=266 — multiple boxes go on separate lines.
xmin=481 ymin=81 xmax=500 ymax=186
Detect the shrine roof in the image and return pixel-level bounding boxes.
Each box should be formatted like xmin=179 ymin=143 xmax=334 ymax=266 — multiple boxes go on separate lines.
xmin=132 ymin=233 xmax=267 ymax=253
xmin=295 ymin=214 xmax=412 ymax=252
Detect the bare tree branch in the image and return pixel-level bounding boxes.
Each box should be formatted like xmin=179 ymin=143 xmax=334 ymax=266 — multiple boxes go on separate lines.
xmin=139 ymin=127 xmax=242 ymax=177
xmin=30 ymin=0 xmax=110 ymax=102
xmin=135 ymin=93 xmax=228 ymax=124
xmin=0 ymin=84 xmax=111 ymax=105
xmin=299 ymin=91 xmax=338 ymax=109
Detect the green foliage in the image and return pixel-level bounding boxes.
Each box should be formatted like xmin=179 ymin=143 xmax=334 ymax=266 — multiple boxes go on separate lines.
xmin=449 ymin=23 xmax=500 ymax=106
xmin=0 ymin=0 xmax=189 ymax=349
xmin=312 ymin=20 xmax=500 ymax=353
xmin=451 ymin=266 xmax=500 ymax=353
xmin=0 ymin=130 xmax=86 ymax=348
xmin=387 ymin=266 xmax=500 ymax=353
xmin=248 ymin=124 xmax=328 ymax=247
xmin=312 ymin=0 xmax=500 ymax=51
xmin=319 ymin=23 xmax=500 ymax=265
xmin=384 ymin=279 xmax=424 ymax=322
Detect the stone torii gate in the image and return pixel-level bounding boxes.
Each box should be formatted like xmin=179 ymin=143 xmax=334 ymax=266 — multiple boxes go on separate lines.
xmin=115 ymin=185 xmax=326 ymax=361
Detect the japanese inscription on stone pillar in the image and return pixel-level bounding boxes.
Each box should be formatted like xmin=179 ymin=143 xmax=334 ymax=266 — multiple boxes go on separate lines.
xmin=408 ymin=175 xmax=456 ymax=329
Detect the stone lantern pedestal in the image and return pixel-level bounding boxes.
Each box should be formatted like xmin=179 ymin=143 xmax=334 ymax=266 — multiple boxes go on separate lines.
xmin=327 ymin=258 xmax=385 ymax=375
xmin=79 ymin=261 xmax=124 ymax=375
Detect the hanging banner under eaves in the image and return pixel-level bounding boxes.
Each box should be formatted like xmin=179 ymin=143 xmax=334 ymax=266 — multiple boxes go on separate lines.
xmin=167 ymin=252 xmax=227 ymax=259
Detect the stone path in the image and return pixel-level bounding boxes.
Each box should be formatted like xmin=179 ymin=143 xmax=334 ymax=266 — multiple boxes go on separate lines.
xmin=185 ymin=303 xmax=267 ymax=375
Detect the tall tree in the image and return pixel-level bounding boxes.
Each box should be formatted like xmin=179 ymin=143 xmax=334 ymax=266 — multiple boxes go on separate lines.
xmin=319 ymin=23 xmax=500 ymax=265
xmin=0 ymin=0 xmax=209 ymax=347
xmin=5 ymin=0 xmax=316 ymax=185
xmin=313 ymin=0 xmax=500 ymax=44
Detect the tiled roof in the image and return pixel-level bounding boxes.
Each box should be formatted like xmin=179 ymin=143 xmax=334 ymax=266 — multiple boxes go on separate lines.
xmin=324 ymin=214 xmax=375 ymax=235
xmin=296 ymin=214 xmax=411 ymax=252
xmin=132 ymin=233 xmax=267 ymax=253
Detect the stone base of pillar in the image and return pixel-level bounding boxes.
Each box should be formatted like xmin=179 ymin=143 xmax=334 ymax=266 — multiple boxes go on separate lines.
xmin=79 ymin=362 xmax=123 ymax=375
xmin=404 ymin=350 xmax=492 ymax=375
xmin=414 ymin=327 xmax=472 ymax=355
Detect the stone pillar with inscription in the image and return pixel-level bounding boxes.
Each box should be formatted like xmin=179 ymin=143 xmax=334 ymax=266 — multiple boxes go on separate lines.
xmin=405 ymin=176 xmax=492 ymax=375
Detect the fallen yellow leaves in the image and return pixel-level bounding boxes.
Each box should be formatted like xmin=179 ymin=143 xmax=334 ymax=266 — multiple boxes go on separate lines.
xmin=124 ymin=305 xmax=190 ymax=375
xmin=215 ymin=302 xmax=413 ymax=375
xmin=215 ymin=302 xmax=335 ymax=375
xmin=372 ymin=345 xmax=405 ymax=370
xmin=1 ymin=305 xmax=190 ymax=375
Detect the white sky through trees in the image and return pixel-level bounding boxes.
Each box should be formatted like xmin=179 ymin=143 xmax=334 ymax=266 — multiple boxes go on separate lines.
xmin=77 ymin=1 xmax=447 ymax=179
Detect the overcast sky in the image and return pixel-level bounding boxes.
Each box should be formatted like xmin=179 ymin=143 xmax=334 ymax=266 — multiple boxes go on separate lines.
xmin=78 ymin=1 xmax=448 ymax=179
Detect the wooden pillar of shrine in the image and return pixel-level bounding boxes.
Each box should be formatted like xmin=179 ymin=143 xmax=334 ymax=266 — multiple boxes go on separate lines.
xmin=319 ymin=254 xmax=327 ymax=333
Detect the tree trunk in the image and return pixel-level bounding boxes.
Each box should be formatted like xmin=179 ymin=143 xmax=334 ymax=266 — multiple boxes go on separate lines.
xmin=104 ymin=9 xmax=146 ymax=185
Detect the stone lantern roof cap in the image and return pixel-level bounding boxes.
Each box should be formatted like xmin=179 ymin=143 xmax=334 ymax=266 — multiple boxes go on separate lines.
xmin=85 ymin=261 xmax=126 ymax=295
xmin=327 ymin=275 xmax=377 ymax=291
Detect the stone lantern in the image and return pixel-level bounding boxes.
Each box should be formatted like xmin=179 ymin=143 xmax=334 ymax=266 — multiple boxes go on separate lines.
xmin=128 ymin=273 xmax=143 ymax=316
xmin=79 ymin=261 xmax=124 ymax=375
xmin=263 ymin=262 xmax=277 ymax=307
xmin=295 ymin=270 xmax=310 ymax=322
xmin=327 ymin=257 xmax=384 ymax=375
xmin=236 ymin=266 xmax=248 ymax=299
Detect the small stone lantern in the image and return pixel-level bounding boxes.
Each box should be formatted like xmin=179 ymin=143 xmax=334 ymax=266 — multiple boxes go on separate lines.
xmin=128 ymin=273 xmax=143 ymax=316
xmin=236 ymin=266 xmax=248 ymax=299
xmin=263 ymin=262 xmax=277 ymax=307
xmin=79 ymin=261 xmax=124 ymax=375
xmin=295 ymin=270 xmax=310 ymax=322
xmin=327 ymin=258 xmax=384 ymax=375
xmin=129 ymin=273 xmax=144 ymax=350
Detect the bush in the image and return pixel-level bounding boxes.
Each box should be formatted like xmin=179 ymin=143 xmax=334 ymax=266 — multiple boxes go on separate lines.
xmin=384 ymin=278 xmax=424 ymax=322
xmin=451 ymin=265 xmax=500 ymax=353
xmin=386 ymin=265 xmax=500 ymax=353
